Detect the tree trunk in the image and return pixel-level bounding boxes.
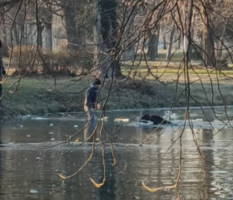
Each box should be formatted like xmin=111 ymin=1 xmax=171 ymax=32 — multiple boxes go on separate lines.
xmin=93 ymin=0 xmax=107 ymax=77
xmin=166 ymin=24 xmax=175 ymax=60
xmin=206 ymin=27 xmax=215 ymax=67
xmin=177 ymin=36 xmax=181 ymax=49
xmin=155 ymin=29 xmax=159 ymax=58
xmin=163 ymin=34 xmax=167 ymax=50
xmin=183 ymin=31 xmax=193 ymax=61
xmin=147 ymin=26 xmax=160 ymax=61
xmin=19 ymin=24 xmax=27 ymax=45
xmin=120 ymin=4 xmax=137 ymax=61
xmin=44 ymin=22 xmax=52 ymax=53
xmin=217 ymin=22 xmax=226 ymax=59
xmin=37 ymin=21 xmax=44 ymax=47
xmin=13 ymin=24 xmax=20 ymax=46
xmin=148 ymin=32 xmax=156 ymax=61
xmin=0 ymin=24 xmax=8 ymax=56
xmin=202 ymin=27 xmax=215 ymax=67
xmin=27 ymin=24 xmax=33 ymax=45
xmin=93 ymin=0 xmax=122 ymax=78
xmin=188 ymin=28 xmax=194 ymax=60
xmin=201 ymin=2 xmax=216 ymax=67
xmin=63 ymin=0 xmax=83 ymax=54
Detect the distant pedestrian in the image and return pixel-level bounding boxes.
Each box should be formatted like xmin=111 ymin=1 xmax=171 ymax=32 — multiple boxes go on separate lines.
xmin=84 ymin=78 xmax=101 ymax=141
xmin=0 ymin=40 xmax=6 ymax=103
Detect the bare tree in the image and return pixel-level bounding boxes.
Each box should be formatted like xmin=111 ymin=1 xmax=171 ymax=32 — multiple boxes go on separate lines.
xmin=39 ymin=1 xmax=53 ymax=52
xmin=1 ymin=1 xmax=233 ymax=198
xmin=93 ymin=0 xmax=122 ymax=78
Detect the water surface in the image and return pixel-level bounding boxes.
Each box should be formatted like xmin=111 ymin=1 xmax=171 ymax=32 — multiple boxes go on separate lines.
xmin=0 ymin=107 xmax=233 ymax=200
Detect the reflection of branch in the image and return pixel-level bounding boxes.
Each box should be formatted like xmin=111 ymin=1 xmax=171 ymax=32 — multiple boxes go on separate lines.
xmin=142 ymin=181 xmax=176 ymax=193
xmin=142 ymin=109 xmax=186 ymax=195
xmin=90 ymin=145 xmax=106 ymax=188
xmin=103 ymin=124 xmax=116 ymax=166
xmin=58 ymin=136 xmax=95 ymax=180
xmin=142 ymin=129 xmax=183 ymax=194
xmin=189 ymin=119 xmax=228 ymax=170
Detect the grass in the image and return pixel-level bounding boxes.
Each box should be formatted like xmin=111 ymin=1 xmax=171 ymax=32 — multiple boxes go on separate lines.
xmin=120 ymin=49 xmax=233 ymax=78
xmin=1 ymin=49 xmax=233 ymax=119
xmin=1 ymin=77 xmax=88 ymax=119
xmin=1 ymin=72 xmax=233 ymax=121
xmin=122 ymin=67 xmax=233 ymax=76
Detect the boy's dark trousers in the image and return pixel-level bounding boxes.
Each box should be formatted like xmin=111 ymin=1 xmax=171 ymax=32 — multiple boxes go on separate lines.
xmin=0 ymin=83 xmax=2 ymax=98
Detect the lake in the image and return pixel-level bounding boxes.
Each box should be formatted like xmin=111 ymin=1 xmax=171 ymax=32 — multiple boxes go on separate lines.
xmin=0 ymin=106 xmax=233 ymax=200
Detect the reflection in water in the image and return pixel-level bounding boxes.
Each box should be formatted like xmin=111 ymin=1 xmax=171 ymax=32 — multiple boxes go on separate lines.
xmin=0 ymin=107 xmax=232 ymax=199
xmin=60 ymin=147 xmax=116 ymax=200
xmin=202 ymin=129 xmax=214 ymax=200
xmin=95 ymin=150 xmax=116 ymax=200
xmin=0 ymin=140 xmax=232 ymax=199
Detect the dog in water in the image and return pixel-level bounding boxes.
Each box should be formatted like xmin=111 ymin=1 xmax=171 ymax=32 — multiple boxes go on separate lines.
xmin=140 ymin=114 xmax=171 ymax=125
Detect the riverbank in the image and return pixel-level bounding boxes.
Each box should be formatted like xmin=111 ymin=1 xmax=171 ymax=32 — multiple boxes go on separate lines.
xmin=1 ymin=74 xmax=233 ymax=120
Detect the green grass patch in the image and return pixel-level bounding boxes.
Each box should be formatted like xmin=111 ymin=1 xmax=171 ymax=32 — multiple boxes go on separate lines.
xmin=121 ymin=67 xmax=233 ymax=77
xmin=1 ymin=70 xmax=233 ymax=120
xmin=1 ymin=77 xmax=89 ymax=119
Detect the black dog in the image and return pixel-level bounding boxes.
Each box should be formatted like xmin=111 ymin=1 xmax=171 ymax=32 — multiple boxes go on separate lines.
xmin=140 ymin=114 xmax=171 ymax=125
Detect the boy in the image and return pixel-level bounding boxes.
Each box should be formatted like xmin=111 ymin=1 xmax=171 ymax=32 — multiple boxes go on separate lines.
xmin=0 ymin=40 xmax=6 ymax=101
xmin=84 ymin=78 xmax=101 ymax=141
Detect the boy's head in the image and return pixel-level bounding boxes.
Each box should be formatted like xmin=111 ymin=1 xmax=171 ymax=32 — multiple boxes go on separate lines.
xmin=93 ymin=78 xmax=101 ymax=86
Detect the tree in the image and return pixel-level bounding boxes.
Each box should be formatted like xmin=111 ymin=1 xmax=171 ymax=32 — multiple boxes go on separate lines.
xmin=39 ymin=2 xmax=53 ymax=53
xmin=94 ymin=0 xmax=122 ymax=78
xmin=166 ymin=21 xmax=175 ymax=61
xmin=147 ymin=10 xmax=160 ymax=61
xmin=2 ymin=1 xmax=233 ymax=197
xmin=62 ymin=0 xmax=84 ymax=53
xmin=201 ymin=1 xmax=216 ymax=67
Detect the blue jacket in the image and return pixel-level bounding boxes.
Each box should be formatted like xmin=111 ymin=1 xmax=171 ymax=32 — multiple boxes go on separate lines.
xmin=0 ymin=57 xmax=6 ymax=78
xmin=85 ymin=85 xmax=99 ymax=109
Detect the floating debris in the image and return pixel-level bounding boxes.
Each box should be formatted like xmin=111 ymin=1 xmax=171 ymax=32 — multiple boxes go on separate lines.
xmin=114 ymin=118 xmax=129 ymax=123
xmin=20 ymin=115 xmax=31 ymax=120
xmin=137 ymin=121 xmax=154 ymax=126
xmin=75 ymin=139 xmax=79 ymax=142
xmin=51 ymin=138 xmax=55 ymax=141
xmin=30 ymin=189 xmax=38 ymax=194
xmin=100 ymin=117 xmax=108 ymax=121
xmin=50 ymin=123 xmax=53 ymax=126
xmin=31 ymin=117 xmax=49 ymax=120
xmin=74 ymin=125 xmax=78 ymax=128
xmin=49 ymin=132 xmax=54 ymax=134
xmin=20 ymin=125 xmax=23 ymax=128
xmin=36 ymin=157 xmax=40 ymax=161
xmin=27 ymin=135 xmax=30 ymax=137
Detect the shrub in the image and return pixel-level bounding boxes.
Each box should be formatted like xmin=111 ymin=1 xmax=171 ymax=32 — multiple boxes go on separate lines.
xmin=40 ymin=49 xmax=93 ymax=76
xmin=9 ymin=45 xmax=41 ymax=76
xmin=9 ymin=45 xmax=93 ymax=77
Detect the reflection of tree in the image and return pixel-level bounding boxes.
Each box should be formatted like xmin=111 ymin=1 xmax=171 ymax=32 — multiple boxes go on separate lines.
xmin=201 ymin=127 xmax=233 ymax=199
xmin=61 ymin=148 xmax=115 ymax=200
xmin=0 ymin=122 xmax=63 ymax=199
xmin=200 ymin=129 xmax=214 ymax=200
xmin=95 ymin=149 xmax=116 ymax=200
